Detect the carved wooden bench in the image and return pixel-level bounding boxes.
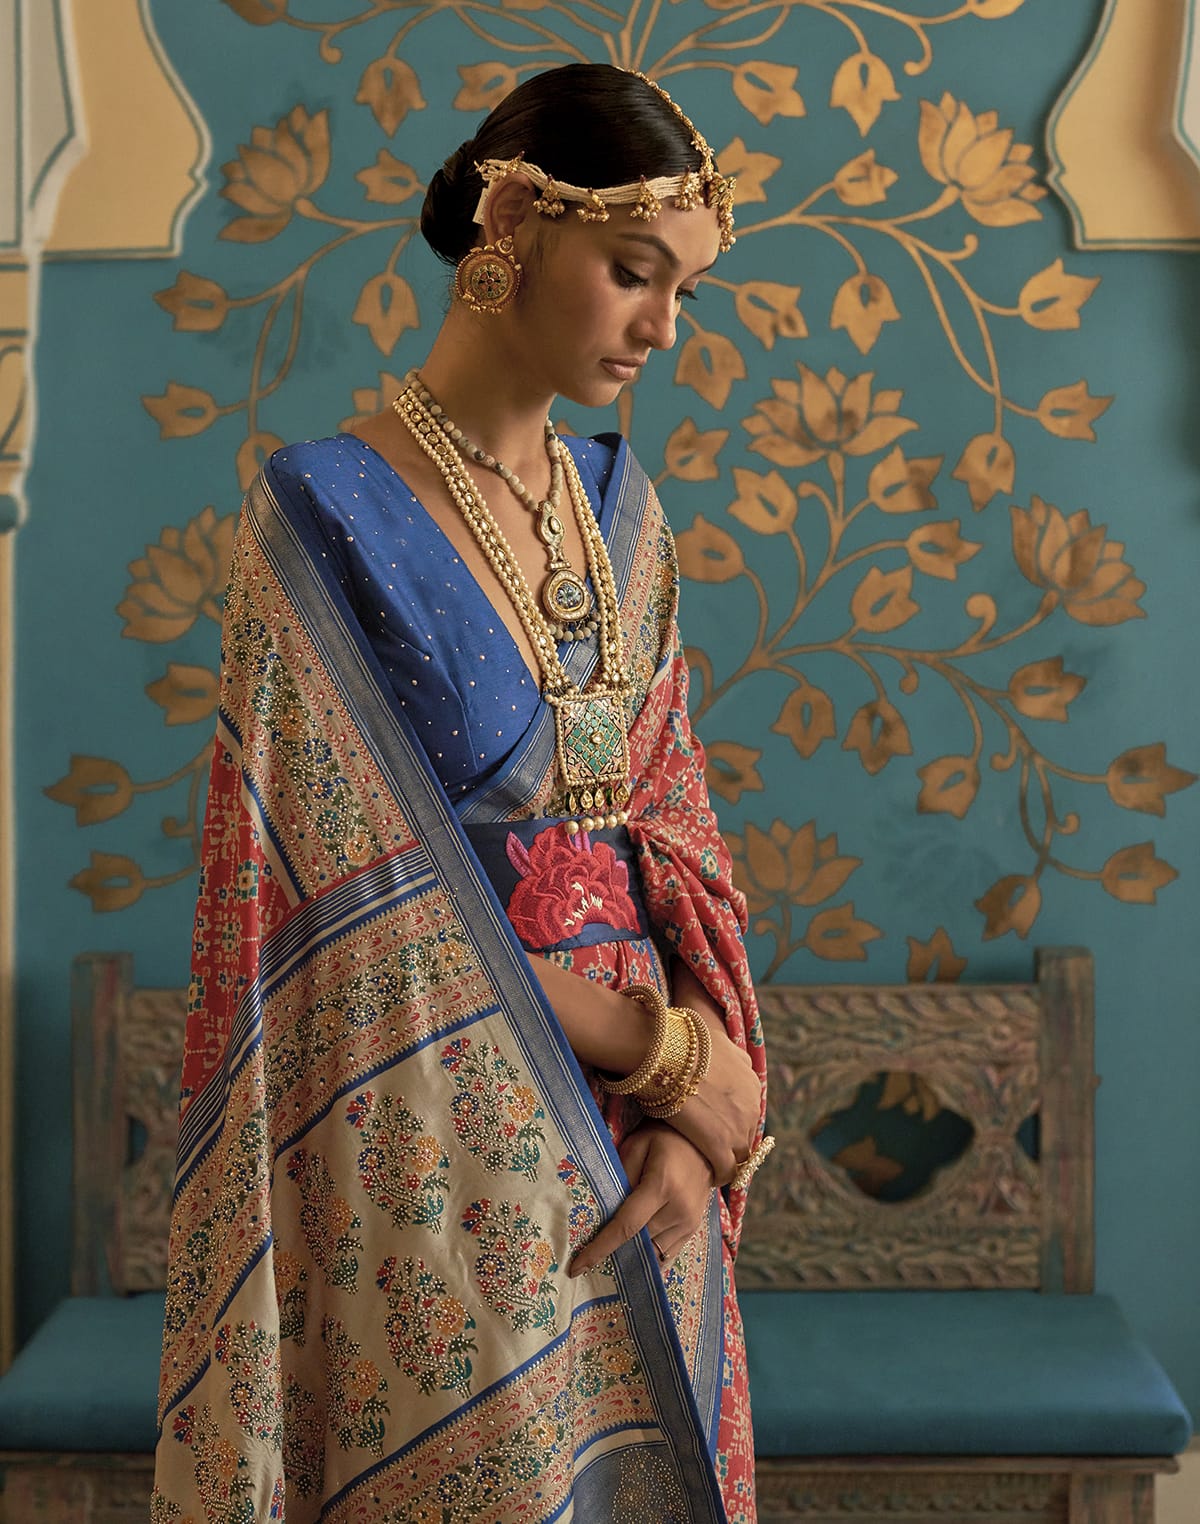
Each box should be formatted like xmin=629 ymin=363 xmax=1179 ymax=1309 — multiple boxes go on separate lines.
xmin=0 ymin=953 xmax=185 ymax=1522
xmin=0 ymin=948 xmax=1190 ymax=1523
xmin=736 ymin=946 xmax=1192 ymax=1523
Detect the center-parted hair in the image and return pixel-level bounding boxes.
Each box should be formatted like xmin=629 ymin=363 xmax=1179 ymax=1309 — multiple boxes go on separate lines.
xmin=420 ymin=64 xmax=705 ymax=266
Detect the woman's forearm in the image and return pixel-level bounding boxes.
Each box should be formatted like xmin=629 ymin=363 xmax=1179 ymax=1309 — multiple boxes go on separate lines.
xmin=530 ymin=954 xmax=654 ymax=1073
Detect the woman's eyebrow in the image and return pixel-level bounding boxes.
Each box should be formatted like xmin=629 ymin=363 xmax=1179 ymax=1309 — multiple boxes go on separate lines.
xmin=614 ymin=230 xmax=716 ymax=276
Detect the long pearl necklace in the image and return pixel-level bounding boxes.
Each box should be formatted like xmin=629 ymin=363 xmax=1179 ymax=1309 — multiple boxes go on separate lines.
xmin=392 ymin=380 xmax=631 ymax=828
xmin=403 ymin=370 xmax=597 ymax=641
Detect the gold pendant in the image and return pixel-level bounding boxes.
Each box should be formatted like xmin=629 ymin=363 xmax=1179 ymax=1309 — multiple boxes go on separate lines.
xmin=549 ymin=689 xmax=630 ymax=793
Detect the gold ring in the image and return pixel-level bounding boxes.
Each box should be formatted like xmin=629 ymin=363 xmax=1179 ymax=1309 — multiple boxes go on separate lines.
xmin=651 ymin=1237 xmax=667 ymax=1263
xmin=730 ymin=1135 xmax=775 ymax=1193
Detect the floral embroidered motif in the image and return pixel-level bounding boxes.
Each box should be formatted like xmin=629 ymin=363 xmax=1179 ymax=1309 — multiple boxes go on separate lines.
xmin=460 ymin=1198 xmax=559 ymax=1332
xmin=376 ymin=1255 xmax=478 ymax=1398
xmin=322 ymin=1315 xmax=389 ymax=1455
xmin=440 ymin=1036 xmax=547 ymax=1179
xmin=285 ymin=1148 xmax=362 ymax=1291
xmin=282 ymin=1375 xmax=325 ymax=1499
xmin=188 ymin=1403 xmax=258 ymax=1524
xmin=505 ymin=827 xmax=640 ymax=949
xmin=213 ymin=1320 xmax=284 ymax=1448
xmin=613 ymin=1449 xmax=688 ymax=1523
xmin=272 ymin=1249 xmax=308 ymax=1344
xmin=345 ymin=1089 xmax=449 ymax=1231
xmin=556 ymin=1155 xmax=603 ymax=1255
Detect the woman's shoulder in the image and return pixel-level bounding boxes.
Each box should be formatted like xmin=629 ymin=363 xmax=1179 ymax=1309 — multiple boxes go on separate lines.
xmin=265 ymin=433 xmax=367 ymax=496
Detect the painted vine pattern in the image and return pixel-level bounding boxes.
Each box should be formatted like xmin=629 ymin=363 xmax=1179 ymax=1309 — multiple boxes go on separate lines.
xmin=47 ymin=0 xmax=1195 ymax=1076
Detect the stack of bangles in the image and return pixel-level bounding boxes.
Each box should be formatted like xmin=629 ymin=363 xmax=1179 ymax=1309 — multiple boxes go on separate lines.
xmin=598 ymin=984 xmax=775 ymax=1190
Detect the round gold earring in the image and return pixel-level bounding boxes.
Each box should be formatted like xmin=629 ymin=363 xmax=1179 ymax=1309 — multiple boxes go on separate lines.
xmin=454 ymin=235 xmax=522 ymax=315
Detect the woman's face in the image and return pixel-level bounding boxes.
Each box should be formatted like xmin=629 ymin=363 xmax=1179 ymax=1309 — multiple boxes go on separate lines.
xmin=505 ymin=198 xmax=722 ymax=408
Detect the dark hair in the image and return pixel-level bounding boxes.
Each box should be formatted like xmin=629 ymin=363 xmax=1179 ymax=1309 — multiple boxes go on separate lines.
xmin=420 ymin=64 xmax=704 ymax=266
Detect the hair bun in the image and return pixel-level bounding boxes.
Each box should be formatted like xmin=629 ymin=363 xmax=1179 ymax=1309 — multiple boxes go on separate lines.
xmin=421 ymin=140 xmax=480 ymax=265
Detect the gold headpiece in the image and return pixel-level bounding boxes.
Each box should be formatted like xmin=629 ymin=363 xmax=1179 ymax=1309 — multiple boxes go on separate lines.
xmin=471 ymin=73 xmax=735 ymax=252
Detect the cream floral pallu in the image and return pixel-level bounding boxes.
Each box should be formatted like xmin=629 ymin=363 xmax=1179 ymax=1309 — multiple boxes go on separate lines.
xmin=152 ymin=441 xmax=764 ymax=1524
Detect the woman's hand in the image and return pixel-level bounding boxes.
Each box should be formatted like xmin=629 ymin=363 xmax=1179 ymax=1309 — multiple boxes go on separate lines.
xmin=666 ymin=1030 xmax=761 ymax=1187
xmin=569 ymin=1122 xmax=714 ymax=1277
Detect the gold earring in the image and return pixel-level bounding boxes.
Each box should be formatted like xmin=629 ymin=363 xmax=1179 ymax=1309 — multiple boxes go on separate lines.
xmin=455 ymin=234 xmax=522 ymax=315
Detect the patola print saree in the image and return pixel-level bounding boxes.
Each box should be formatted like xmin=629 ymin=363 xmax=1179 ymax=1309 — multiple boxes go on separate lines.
xmin=152 ymin=435 xmax=765 ymax=1524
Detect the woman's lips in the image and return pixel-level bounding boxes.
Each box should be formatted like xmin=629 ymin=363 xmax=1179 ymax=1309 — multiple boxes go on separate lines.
xmin=601 ymin=359 xmax=642 ymax=381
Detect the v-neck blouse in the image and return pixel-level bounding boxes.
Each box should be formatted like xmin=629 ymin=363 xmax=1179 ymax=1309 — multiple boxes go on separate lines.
xmin=268 ymin=431 xmax=619 ymax=803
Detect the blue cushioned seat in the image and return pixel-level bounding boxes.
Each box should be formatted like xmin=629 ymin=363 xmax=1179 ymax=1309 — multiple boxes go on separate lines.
xmin=0 ymin=1295 xmax=165 ymax=1453
xmin=742 ymin=1290 xmax=1192 ymax=1458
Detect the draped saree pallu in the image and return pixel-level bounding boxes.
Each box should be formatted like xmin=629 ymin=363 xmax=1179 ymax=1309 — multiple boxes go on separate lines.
xmin=152 ymin=435 xmax=766 ymax=1524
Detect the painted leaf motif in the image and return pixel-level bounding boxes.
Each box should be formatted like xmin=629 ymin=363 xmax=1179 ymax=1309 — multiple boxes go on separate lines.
xmin=906 ymin=520 xmax=982 ymax=580
xmin=143 ymin=383 xmax=219 ymax=440
xmin=804 ymin=904 xmax=883 ymax=961
xmin=69 ymin=852 xmax=147 ymax=913
xmin=353 ymin=274 xmax=419 ymax=355
xmin=829 ymin=53 xmax=901 ymax=137
xmin=772 ymin=679 xmax=836 ymax=759
xmin=154 ymin=272 xmax=229 ymax=333
xmin=729 ymin=467 xmax=796 ymax=534
xmin=969 ymin=0 xmax=1027 ymax=17
xmin=664 ymin=418 xmax=728 ymax=481
xmin=675 ymin=329 xmax=746 ymax=408
xmin=357 ymin=57 xmax=426 ymax=136
xmin=869 ymin=446 xmax=942 ymax=513
xmin=732 ymin=61 xmax=806 ymax=125
xmin=1035 ymin=380 xmax=1112 ymax=441
xmin=1008 ymin=656 xmax=1086 ymax=722
xmin=831 ymin=1136 xmax=904 ymax=1194
xmin=842 ymin=698 xmax=913 ymax=774
xmin=236 ymin=431 xmax=285 ymax=491
xmin=676 ymin=515 xmax=745 ymax=582
xmin=45 ymin=756 xmax=134 ymax=826
xmin=879 ymin=1071 xmax=943 ymax=1121
xmin=704 ymin=742 xmax=764 ymax=805
xmin=951 ymin=431 xmax=1015 ymax=512
xmin=356 ymin=150 xmax=421 ymax=205
xmin=906 ymin=927 xmax=968 ymax=982
xmin=790 ymin=826 xmax=862 ymax=907
xmin=146 ymin=664 xmax=220 ymax=726
xmin=1018 ymin=260 xmax=1100 ymax=331
xmin=1101 ymin=843 xmax=1178 ymax=904
xmin=830 ymin=275 xmax=900 ymax=355
xmin=734 ymin=282 xmax=807 ymax=349
xmin=975 ymin=874 xmax=1041 ymax=940
xmin=851 ymin=565 xmax=919 ymax=632
xmin=717 ymin=137 xmax=782 ymax=203
xmin=342 ymin=371 xmax=407 ymax=432
xmin=221 ymin=0 xmax=287 ymax=20
xmin=833 ymin=150 xmax=899 ymax=207
xmin=1105 ymin=744 xmax=1197 ymax=816
xmin=916 ymin=755 xmax=980 ymax=818
xmin=454 ymin=62 xmax=518 ymax=112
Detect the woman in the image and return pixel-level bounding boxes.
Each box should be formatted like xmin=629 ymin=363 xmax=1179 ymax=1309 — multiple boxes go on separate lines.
xmin=153 ymin=63 xmax=769 ymax=1524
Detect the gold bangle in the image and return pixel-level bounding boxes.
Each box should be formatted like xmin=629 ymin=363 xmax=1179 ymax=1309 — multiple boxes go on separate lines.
xmin=641 ymin=1006 xmax=712 ymax=1118
xmin=596 ymin=984 xmax=670 ymax=1096
xmin=729 ymin=1135 xmax=775 ymax=1192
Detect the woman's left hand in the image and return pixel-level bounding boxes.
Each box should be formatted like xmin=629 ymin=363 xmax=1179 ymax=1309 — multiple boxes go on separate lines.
xmin=568 ymin=1121 xmax=714 ymax=1277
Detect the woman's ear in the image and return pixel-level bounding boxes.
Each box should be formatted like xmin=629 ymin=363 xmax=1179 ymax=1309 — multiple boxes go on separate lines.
xmin=480 ymin=172 xmax=539 ymax=246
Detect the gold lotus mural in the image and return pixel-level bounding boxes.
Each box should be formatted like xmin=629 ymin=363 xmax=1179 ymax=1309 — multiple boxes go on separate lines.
xmin=46 ymin=0 xmax=1196 ymax=1042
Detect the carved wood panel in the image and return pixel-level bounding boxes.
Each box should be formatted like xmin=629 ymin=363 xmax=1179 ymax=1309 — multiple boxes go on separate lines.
xmin=739 ymin=983 xmax=1047 ymax=1289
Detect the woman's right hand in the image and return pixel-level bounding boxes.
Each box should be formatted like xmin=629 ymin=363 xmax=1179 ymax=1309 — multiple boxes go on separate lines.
xmin=665 ymin=1029 xmax=761 ymax=1186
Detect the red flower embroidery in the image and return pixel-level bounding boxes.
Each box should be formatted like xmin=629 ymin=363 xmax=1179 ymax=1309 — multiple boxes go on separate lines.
xmin=505 ymin=828 xmax=640 ymax=950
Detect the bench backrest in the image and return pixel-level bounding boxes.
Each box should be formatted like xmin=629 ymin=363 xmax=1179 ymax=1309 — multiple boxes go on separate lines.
xmin=68 ymin=946 xmax=1094 ymax=1297
xmin=736 ymin=946 xmax=1095 ymax=1293
xmin=71 ymin=952 xmax=187 ymax=1295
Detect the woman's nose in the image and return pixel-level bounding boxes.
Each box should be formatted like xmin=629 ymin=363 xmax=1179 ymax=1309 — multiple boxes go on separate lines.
xmin=634 ymin=295 xmax=677 ymax=351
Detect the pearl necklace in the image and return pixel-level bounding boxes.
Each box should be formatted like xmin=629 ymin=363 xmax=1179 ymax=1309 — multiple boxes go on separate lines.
xmin=393 ymin=383 xmax=632 ymax=829
xmin=403 ymin=371 xmax=597 ymax=641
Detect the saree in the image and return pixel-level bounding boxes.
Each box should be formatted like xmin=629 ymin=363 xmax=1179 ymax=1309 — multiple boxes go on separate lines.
xmin=152 ymin=432 xmax=766 ymax=1524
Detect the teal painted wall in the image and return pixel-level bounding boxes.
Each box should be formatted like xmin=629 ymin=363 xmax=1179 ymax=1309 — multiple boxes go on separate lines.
xmin=14 ymin=0 xmax=1200 ymax=1418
